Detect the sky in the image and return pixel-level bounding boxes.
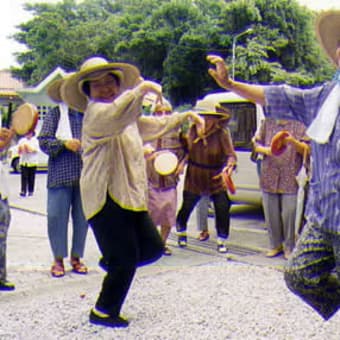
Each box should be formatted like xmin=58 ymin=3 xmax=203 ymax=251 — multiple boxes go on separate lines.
xmin=1 ymin=0 xmax=340 ymax=70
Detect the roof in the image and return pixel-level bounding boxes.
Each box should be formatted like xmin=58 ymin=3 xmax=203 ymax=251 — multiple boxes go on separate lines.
xmin=18 ymin=67 xmax=66 ymax=94
xmin=0 ymin=70 xmax=25 ymax=92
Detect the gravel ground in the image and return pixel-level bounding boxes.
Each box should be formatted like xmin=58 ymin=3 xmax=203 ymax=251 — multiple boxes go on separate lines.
xmin=1 ymin=261 xmax=339 ymax=340
xmin=1 ymin=208 xmax=339 ymax=339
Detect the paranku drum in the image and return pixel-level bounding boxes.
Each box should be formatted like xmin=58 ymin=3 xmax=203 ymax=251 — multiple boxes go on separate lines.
xmin=153 ymin=151 xmax=178 ymax=176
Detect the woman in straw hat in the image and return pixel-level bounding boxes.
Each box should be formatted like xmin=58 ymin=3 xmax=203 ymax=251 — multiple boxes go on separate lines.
xmin=39 ymin=73 xmax=89 ymax=278
xmin=176 ymin=102 xmax=237 ymax=253
xmin=61 ymin=56 xmax=205 ymax=328
xmin=207 ymin=10 xmax=340 ymax=321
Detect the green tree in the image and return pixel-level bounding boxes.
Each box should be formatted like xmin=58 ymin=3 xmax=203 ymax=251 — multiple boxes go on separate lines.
xmin=10 ymin=0 xmax=336 ymax=106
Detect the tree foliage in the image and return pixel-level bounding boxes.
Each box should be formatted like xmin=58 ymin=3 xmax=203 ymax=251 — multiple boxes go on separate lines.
xmin=11 ymin=0 xmax=336 ymax=106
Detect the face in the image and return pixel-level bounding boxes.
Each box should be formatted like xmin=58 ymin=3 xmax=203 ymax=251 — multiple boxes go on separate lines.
xmin=89 ymin=74 xmax=120 ymax=103
xmin=204 ymin=115 xmax=219 ymax=129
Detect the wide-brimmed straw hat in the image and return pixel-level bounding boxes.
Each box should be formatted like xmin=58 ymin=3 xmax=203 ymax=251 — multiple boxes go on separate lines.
xmin=194 ymin=100 xmax=231 ymax=119
xmin=47 ymin=72 xmax=74 ymax=103
xmin=61 ymin=57 xmax=141 ymax=112
xmin=316 ymin=10 xmax=340 ymax=66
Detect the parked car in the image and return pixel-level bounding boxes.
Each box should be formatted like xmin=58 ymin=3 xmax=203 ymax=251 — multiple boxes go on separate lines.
xmin=194 ymin=91 xmax=264 ymax=206
xmin=7 ymin=142 xmax=48 ymax=173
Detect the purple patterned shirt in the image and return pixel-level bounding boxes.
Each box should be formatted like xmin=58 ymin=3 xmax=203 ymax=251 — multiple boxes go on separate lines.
xmin=264 ymin=82 xmax=340 ymax=234
xmin=256 ymin=118 xmax=307 ymax=194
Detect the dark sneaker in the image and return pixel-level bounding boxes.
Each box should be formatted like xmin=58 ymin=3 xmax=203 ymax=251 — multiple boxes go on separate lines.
xmin=0 ymin=279 xmax=15 ymax=291
xmin=177 ymin=235 xmax=187 ymax=248
xmin=89 ymin=309 xmax=129 ymax=328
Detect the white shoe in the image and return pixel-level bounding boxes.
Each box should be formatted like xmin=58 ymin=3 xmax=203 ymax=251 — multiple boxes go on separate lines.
xmin=217 ymin=244 xmax=228 ymax=253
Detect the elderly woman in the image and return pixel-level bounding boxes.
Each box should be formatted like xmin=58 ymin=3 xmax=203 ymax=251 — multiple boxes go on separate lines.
xmin=61 ymin=57 xmax=204 ymax=328
xmin=176 ymin=102 xmax=237 ymax=253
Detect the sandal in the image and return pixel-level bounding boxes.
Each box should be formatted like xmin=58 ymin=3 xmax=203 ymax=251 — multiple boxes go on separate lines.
xmin=71 ymin=257 xmax=88 ymax=275
xmin=198 ymin=231 xmax=210 ymax=241
xmin=51 ymin=260 xmax=65 ymax=278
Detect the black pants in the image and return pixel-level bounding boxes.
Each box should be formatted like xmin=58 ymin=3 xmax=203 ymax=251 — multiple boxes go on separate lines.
xmin=176 ymin=190 xmax=231 ymax=239
xmin=20 ymin=165 xmax=37 ymax=195
xmin=89 ymin=196 xmax=163 ymax=317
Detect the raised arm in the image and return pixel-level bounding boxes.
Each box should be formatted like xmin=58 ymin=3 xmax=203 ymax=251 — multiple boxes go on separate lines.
xmin=207 ymin=55 xmax=266 ymax=106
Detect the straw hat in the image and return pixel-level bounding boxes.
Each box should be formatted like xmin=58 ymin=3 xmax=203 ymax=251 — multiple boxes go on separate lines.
xmin=194 ymin=100 xmax=231 ymax=119
xmin=47 ymin=72 xmax=74 ymax=103
xmin=316 ymin=10 xmax=340 ymax=66
xmin=61 ymin=57 xmax=141 ymax=112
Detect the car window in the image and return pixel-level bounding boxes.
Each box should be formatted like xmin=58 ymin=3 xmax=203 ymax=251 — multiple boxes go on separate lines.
xmin=220 ymin=101 xmax=257 ymax=150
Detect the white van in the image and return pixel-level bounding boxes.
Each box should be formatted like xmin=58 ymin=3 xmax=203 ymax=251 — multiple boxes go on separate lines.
xmin=195 ymin=91 xmax=264 ymax=206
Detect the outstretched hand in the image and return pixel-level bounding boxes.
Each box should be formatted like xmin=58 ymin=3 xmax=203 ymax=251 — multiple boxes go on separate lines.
xmin=206 ymin=55 xmax=232 ymax=89
xmin=138 ymin=80 xmax=163 ymax=105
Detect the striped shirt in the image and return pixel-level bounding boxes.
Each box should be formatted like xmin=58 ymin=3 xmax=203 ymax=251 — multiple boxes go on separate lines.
xmin=264 ymin=82 xmax=340 ymax=234
xmin=38 ymin=106 xmax=83 ymax=188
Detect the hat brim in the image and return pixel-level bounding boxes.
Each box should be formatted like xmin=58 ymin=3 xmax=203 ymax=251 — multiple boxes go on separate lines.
xmin=271 ymin=130 xmax=290 ymax=156
xmin=316 ymin=10 xmax=340 ymax=66
xmin=61 ymin=63 xmax=141 ymax=112
xmin=197 ymin=111 xmax=230 ymax=119
xmin=47 ymin=79 xmax=64 ymax=103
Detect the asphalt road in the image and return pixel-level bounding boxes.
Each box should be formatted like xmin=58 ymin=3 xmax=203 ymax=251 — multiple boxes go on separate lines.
xmin=6 ymin=171 xmax=286 ymax=269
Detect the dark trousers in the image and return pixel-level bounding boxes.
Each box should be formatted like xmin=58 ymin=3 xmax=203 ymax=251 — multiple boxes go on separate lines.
xmin=20 ymin=165 xmax=37 ymax=194
xmin=176 ymin=190 xmax=231 ymax=239
xmin=89 ymin=196 xmax=164 ymax=317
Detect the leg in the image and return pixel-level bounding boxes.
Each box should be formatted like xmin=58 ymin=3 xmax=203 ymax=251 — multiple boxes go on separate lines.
xmin=176 ymin=191 xmax=201 ymax=246
xmin=28 ymin=166 xmax=37 ymax=195
xmin=89 ymin=197 xmax=140 ymax=318
xmin=0 ymin=199 xmax=11 ymax=282
xmin=211 ymin=191 xmax=231 ymax=239
xmin=284 ymin=222 xmax=340 ymax=320
xmin=134 ymin=211 xmax=164 ymax=266
xmin=196 ymin=195 xmax=209 ymax=232
xmin=70 ymin=185 xmax=88 ymax=258
xmin=262 ymin=192 xmax=284 ymax=256
xmin=47 ymin=187 xmax=72 ymax=259
xmin=281 ymin=193 xmax=297 ymax=257
xmin=176 ymin=191 xmax=201 ymax=232
xmin=20 ymin=166 xmax=28 ymax=195
xmin=211 ymin=191 xmax=230 ymax=253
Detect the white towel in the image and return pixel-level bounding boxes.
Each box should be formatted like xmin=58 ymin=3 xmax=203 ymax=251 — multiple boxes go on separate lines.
xmin=306 ymin=83 xmax=340 ymax=144
xmin=56 ymin=103 xmax=72 ymax=140
xmin=307 ymin=70 xmax=340 ymax=144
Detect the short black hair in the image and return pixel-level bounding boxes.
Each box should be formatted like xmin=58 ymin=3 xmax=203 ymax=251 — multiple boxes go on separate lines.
xmin=81 ymin=72 xmax=120 ymax=96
